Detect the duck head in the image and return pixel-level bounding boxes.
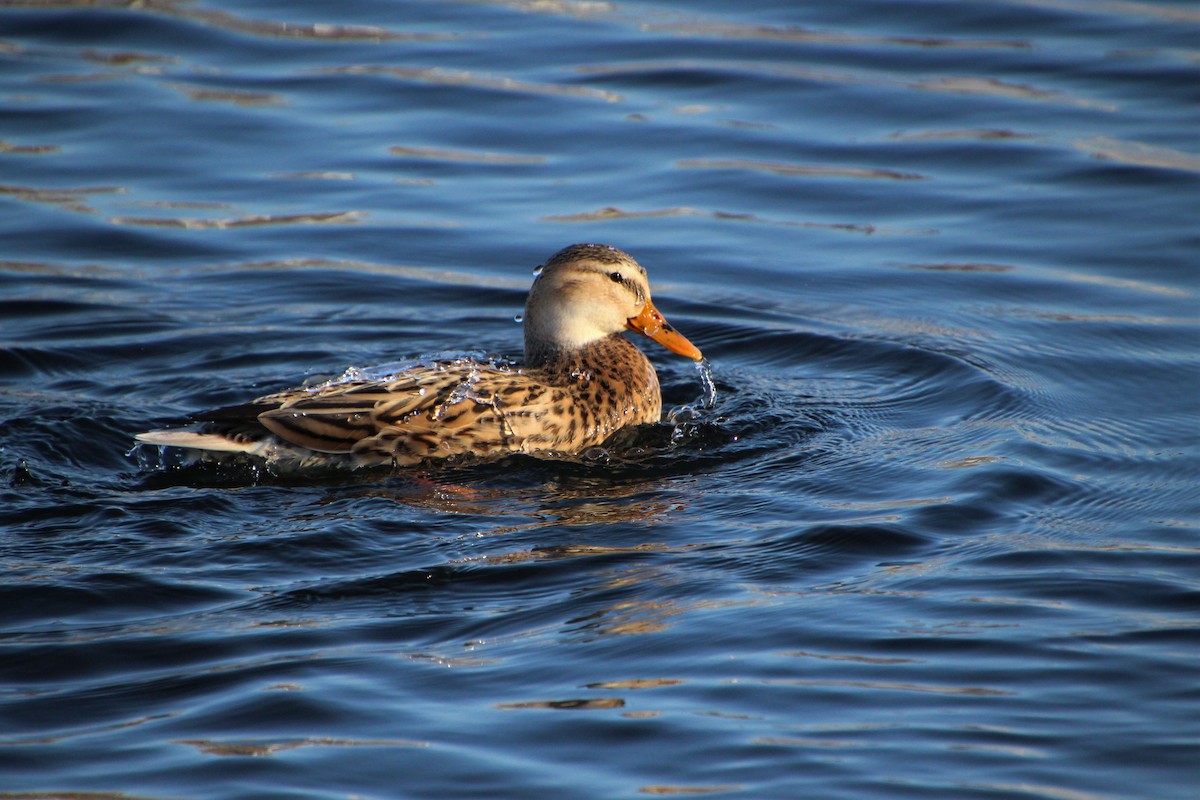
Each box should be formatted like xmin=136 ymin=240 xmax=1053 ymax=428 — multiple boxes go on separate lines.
xmin=523 ymin=243 xmax=702 ymax=365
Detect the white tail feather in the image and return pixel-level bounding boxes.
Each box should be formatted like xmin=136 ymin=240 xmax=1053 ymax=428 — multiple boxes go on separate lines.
xmin=135 ymin=430 xmax=261 ymax=454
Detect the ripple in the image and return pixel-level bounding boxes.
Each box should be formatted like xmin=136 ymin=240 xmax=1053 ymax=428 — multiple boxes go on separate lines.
xmin=0 ymin=138 xmax=59 ymax=154
xmin=540 ymin=205 xmax=884 ymax=234
xmin=389 ymin=145 xmax=547 ymax=165
xmin=0 ymin=182 xmax=124 ymax=213
xmin=751 ymin=677 xmax=1013 ymax=697
xmin=638 ymin=786 xmax=743 ymax=796
xmin=888 ymin=128 xmax=1035 ymax=142
xmin=676 ymin=159 xmax=925 ymax=181
xmin=108 ymin=211 xmax=363 ymax=228
xmin=175 ymin=736 xmax=427 ymax=756
xmin=1004 ymin=0 xmax=1200 ymax=24
xmin=496 ymin=697 xmax=625 ymax=711
xmin=169 ymin=82 xmax=287 ymax=107
xmin=8 ymin=0 xmax=454 ymax=42
xmin=643 ymin=20 xmax=1031 ymax=51
xmin=2 ymin=2 xmax=1197 ymax=798
xmin=324 ymin=64 xmax=622 ymax=102
xmin=907 ymin=76 xmax=1117 ymax=110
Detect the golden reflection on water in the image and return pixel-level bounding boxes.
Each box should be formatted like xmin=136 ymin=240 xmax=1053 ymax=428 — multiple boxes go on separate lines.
xmin=1075 ymin=136 xmax=1200 ymax=173
xmin=778 ymin=650 xmax=920 ymax=665
xmin=324 ymin=65 xmax=621 ymax=103
xmin=169 ymin=82 xmax=287 ymax=106
xmin=637 ymin=785 xmax=744 ymax=796
xmin=343 ymin=473 xmax=688 ymax=535
xmin=574 ymin=597 xmax=682 ymax=636
xmin=676 ymin=159 xmax=925 ymax=181
xmin=174 ymin=736 xmax=427 ymax=757
xmin=909 ymin=76 xmax=1117 ymax=110
xmin=749 ymin=677 xmax=1013 ymax=697
xmin=0 ymin=139 xmax=59 ymax=154
xmin=199 ymin=257 xmax=529 ymax=289
xmin=0 ymin=182 xmax=123 ymax=213
xmin=1004 ymin=0 xmax=1200 ymax=25
xmin=641 ymin=19 xmax=1029 ymax=50
xmin=319 ymin=475 xmax=714 ymax=636
xmin=540 ymin=205 xmax=883 ymax=235
xmin=109 ymin=210 xmax=363 ymax=228
xmin=888 ymin=128 xmax=1034 ymax=141
xmin=495 ymin=697 xmax=625 ymax=710
xmin=585 ymin=678 xmax=685 ymax=689
xmin=389 ymin=145 xmax=547 ymax=164
xmin=576 ymin=58 xmax=1112 ymax=111
xmin=482 ymin=542 xmax=672 ymax=566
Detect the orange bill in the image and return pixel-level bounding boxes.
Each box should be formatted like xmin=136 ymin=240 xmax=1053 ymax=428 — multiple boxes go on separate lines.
xmin=626 ymin=300 xmax=702 ymax=361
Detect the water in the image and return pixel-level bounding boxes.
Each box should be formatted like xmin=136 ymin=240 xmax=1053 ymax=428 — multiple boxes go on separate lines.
xmin=2 ymin=1 xmax=1198 ymax=798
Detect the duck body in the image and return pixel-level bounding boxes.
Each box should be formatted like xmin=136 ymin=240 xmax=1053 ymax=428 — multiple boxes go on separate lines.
xmin=136 ymin=244 xmax=701 ymax=469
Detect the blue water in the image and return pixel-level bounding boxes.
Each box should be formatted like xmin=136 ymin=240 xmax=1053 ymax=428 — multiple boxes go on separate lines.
xmin=2 ymin=1 xmax=1198 ymax=798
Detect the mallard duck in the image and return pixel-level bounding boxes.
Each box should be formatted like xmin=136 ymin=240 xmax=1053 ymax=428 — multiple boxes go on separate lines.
xmin=135 ymin=243 xmax=702 ymax=468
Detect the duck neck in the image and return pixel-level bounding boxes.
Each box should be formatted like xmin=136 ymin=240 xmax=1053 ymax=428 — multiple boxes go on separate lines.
xmin=525 ymin=333 xmax=653 ymax=384
xmin=523 ymin=335 xmax=573 ymax=370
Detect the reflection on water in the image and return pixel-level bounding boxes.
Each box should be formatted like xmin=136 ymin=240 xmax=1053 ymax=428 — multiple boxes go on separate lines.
xmin=176 ymin=736 xmax=429 ymax=757
xmin=335 ymin=474 xmax=688 ymax=531
xmin=328 ymin=65 xmax=623 ymax=103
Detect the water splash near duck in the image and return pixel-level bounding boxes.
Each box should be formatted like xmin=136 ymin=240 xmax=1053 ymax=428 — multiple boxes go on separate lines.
xmin=696 ymin=357 xmax=717 ymax=410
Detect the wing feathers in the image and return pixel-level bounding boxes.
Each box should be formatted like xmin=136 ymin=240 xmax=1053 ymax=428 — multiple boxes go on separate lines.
xmin=136 ymin=361 xmax=607 ymax=466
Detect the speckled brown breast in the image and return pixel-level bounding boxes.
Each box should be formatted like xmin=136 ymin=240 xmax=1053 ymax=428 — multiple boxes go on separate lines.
xmin=506 ymin=332 xmax=662 ymax=453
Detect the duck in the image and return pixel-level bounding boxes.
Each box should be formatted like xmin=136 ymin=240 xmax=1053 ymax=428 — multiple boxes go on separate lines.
xmin=135 ymin=243 xmax=703 ymax=469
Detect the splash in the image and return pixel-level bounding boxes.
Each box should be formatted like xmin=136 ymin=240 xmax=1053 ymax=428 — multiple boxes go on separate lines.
xmin=696 ymin=357 xmax=717 ymax=410
xmin=429 ymin=366 xmax=480 ymax=422
xmin=428 ymin=363 xmax=517 ymax=441
xmin=665 ymin=357 xmax=718 ymax=428
xmin=304 ymin=353 xmax=512 ymax=392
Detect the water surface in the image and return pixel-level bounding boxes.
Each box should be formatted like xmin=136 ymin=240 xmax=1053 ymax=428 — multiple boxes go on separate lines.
xmin=1 ymin=1 xmax=1198 ymax=799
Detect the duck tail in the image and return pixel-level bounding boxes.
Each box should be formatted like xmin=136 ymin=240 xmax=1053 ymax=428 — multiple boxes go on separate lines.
xmin=135 ymin=429 xmax=262 ymax=455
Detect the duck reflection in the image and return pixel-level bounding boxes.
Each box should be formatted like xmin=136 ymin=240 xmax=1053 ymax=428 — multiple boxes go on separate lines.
xmin=326 ymin=468 xmax=689 ymax=535
xmin=312 ymin=471 xmax=706 ymax=638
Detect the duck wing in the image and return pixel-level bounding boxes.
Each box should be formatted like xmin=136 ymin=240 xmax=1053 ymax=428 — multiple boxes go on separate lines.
xmin=254 ymin=374 xmax=438 ymax=454
xmin=254 ymin=365 xmax=577 ymax=465
xmin=138 ymin=335 xmax=660 ymax=467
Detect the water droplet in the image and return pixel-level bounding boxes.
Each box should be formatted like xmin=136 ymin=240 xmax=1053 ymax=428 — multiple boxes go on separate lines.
xmin=514 ymin=314 xmax=524 ymax=323
xmin=532 ymin=264 xmax=544 ymax=276
xmin=668 ymin=405 xmax=701 ymax=424
xmin=580 ymin=446 xmax=611 ymax=465
xmin=695 ymin=358 xmax=717 ymax=410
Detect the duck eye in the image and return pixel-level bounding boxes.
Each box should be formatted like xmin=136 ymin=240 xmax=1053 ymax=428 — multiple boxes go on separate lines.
xmin=609 ymin=272 xmax=623 ymax=283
